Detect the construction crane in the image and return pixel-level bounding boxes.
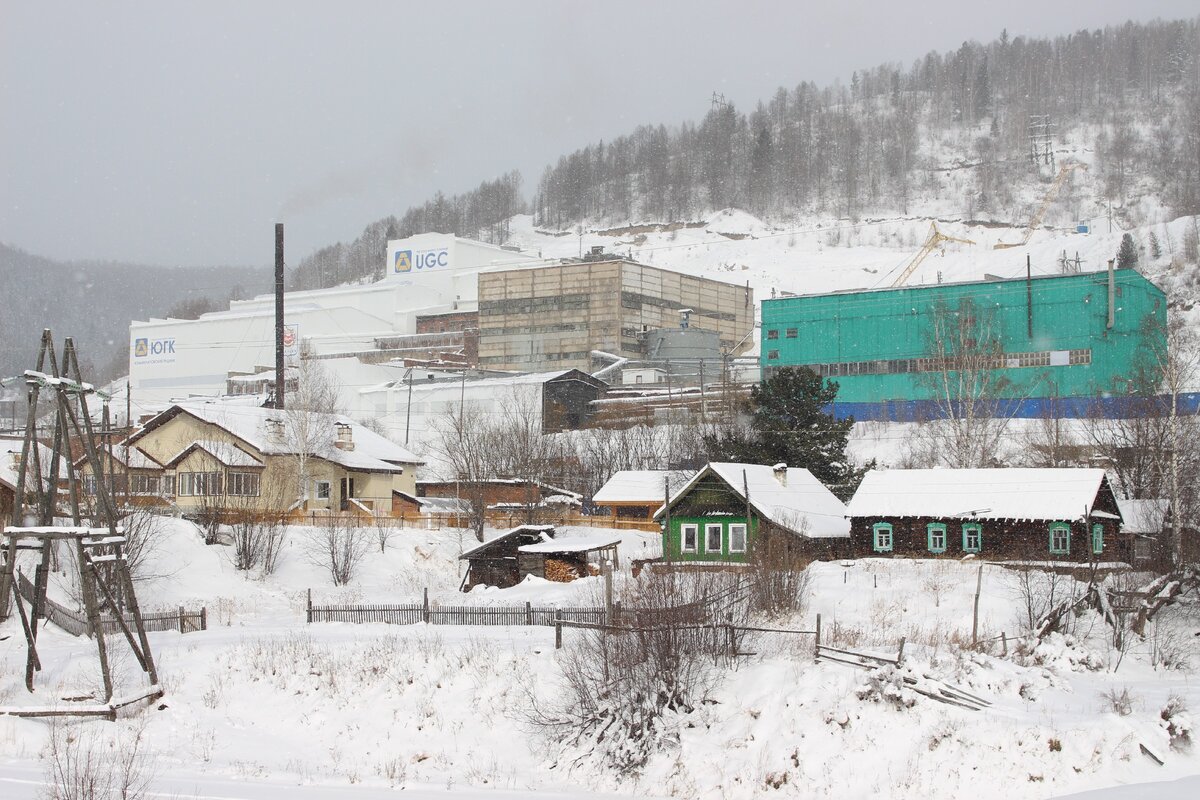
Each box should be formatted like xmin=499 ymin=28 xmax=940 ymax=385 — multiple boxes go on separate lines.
xmin=890 ymin=222 xmax=976 ymax=288
xmin=994 ymin=162 xmax=1088 ymax=249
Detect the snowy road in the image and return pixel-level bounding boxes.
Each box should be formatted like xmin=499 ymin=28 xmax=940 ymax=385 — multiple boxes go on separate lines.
xmin=0 ymin=762 xmax=644 ymax=800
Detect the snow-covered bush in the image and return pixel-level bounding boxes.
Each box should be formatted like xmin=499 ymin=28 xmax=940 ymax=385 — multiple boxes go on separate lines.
xmin=531 ymin=570 xmax=744 ymax=773
xmin=42 ymin=718 xmax=152 ymax=800
xmin=1161 ymin=694 xmax=1192 ymax=751
xmin=854 ymin=665 xmax=917 ymax=710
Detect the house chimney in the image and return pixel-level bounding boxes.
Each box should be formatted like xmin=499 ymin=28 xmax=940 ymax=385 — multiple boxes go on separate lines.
xmin=772 ymin=463 xmax=787 ymax=486
xmin=265 ymin=417 xmax=285 ymax=445
xmin=334 ymin=422 xmax=355 ymax=451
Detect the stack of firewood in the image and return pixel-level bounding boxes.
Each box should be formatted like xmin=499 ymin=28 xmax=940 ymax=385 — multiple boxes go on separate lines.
xmin=544 ymin=558 xmax=580 ymax=583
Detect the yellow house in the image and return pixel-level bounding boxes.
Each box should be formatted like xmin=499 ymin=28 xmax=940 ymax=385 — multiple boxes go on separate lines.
xmin=73 ymin=443 xmax=169 ymax=508
xmin=125 ymin=403 xmax=423 ymax=517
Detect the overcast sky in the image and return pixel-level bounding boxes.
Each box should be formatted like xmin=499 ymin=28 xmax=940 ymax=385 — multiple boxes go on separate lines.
xmin=1 ymin=1 xmax=1195 ymax=268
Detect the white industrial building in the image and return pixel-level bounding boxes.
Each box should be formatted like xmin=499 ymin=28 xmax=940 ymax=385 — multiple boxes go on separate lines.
xmin=128 ymin=234 xmax=544 ymax=408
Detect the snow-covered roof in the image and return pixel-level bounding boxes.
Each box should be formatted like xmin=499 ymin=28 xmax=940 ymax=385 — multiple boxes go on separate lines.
xmin=459 ymin=525 xmax=556 ymax=558
xmin=0 ymin=437 xmax=57 ymax=490
xmin=73 ymin=443 xmax=163 ymax=471
xmin=135 ymin=402 xmax=423 ymax=473
xmin=394 ymin=492 xmax=472 ymax=515
xmin=592 ymin=470 xmax=694 ymax=504
xmin=417 ymin=478 xmax=582 ymax=501
xmin=165 ymin=440 xmax=265 ymax=469
xmin=1116 ymin=498 xmax=1168 ymax=535
xmin=655 ymin=462 xmax=850 ymax=539
xmin=846 ymin=468 xmax=1116 ymax=522
xmin=361 ymin=369 xmax=591 ymax=396
xmin=517 ymin=533 xmax=622 ymax=554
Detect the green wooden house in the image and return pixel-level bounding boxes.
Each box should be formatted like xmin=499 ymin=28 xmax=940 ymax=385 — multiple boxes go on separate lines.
xmin=653 ymin=462 xmax=849 ymax=563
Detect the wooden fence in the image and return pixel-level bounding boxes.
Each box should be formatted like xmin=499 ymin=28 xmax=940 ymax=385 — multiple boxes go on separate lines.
xmin=306 ymin=576 xmax=752 ymax=629
xmin=305 ymin=588 xmax=606 ymax=627
xmin=17 ymin=572 xmax=206 ymax=637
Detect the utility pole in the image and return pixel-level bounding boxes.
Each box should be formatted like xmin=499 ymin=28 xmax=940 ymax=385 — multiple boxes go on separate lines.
xmin=404 ymin=367 xmax=414 ymax=445
xmin=274 ymin=223 xmax=286 ymax=410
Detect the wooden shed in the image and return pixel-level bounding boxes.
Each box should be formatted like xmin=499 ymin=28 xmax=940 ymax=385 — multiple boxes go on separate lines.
xmin=458 ymin=525 xmax=621 ymax=591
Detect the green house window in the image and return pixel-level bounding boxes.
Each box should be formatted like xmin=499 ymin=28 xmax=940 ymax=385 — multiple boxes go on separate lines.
xmin=962 ymin=523 xmax=982 ymax=553
xmin=705 ymin=523 xmax=723 ymax=554
xmin=927 ymin=523 xmax=947 ymax=554
xmin=1049 ymin=523 xmax=1071 ymax=555
xmin=1091 ymin=524 xmax=1104 ymax=555
xmin=680 ymin=524 xmax=698 ymax=553
xmin=729 ymin=523 xmax=748 ymax=553
xmin=872 ymin=522 xmax=893 ymax=553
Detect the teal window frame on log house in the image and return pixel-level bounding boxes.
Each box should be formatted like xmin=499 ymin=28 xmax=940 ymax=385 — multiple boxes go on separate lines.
xmin=1091 ymin=523 xmax=1104 ymax=555
xmin=1049 ymin=522 xmax=1071 ymax=555
xmin=962 ymin=523 xmax=982 ymax=553
xmin=872 ymin=522 xmax=893 ymax=553
xmin=926 ymin=522 xmax=947 ymax=554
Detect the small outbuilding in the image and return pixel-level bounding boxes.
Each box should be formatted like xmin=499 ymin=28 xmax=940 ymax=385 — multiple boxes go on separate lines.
xmin=846 ymin=468 xmax=1126 ymax=563
xmin=459 ymin=525 xmax=621 ymax=590
xmin=1116 ymin=498 xmax=1168 ymax=566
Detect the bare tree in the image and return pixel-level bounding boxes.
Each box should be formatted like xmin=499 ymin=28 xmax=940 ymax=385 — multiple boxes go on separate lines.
xmin=748 ymin=517 xmax=814 ymax=618
xmin=43 ymin=717 xmax=153 ymax=800
xmin=280 ymin=356 xmax=344 ymax=507
xmin=529 ymin=570 xmax=747 ymax=772
xmin=432 ymin=403 xmax=493 ymax=541
xmin=909 ymin=297 xmax=1018 ymax=468
xmin=1084 ymin=310 xmax=1200 ymax=566
xmin=305 ymin=513 xmax=370 ymax=586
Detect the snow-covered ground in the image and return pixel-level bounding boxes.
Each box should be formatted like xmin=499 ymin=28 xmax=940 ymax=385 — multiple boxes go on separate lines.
xmin=2 ymin=519 xmax=1198 ymax=798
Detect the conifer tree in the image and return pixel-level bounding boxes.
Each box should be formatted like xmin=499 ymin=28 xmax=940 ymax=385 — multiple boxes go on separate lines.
xmin=1116 ymin=233 xmax=1140 ymax=268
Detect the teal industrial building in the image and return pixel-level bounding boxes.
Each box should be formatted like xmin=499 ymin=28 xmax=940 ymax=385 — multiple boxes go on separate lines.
xmin=761 ymin=269 xmax=1169 ymax=420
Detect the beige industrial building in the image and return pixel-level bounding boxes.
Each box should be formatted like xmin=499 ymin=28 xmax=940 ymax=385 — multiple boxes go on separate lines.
xmin=476 ymin=259 xmax=755 ymax=372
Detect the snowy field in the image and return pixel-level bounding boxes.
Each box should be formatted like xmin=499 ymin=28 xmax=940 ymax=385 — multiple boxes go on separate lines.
xmin=1 ymin=519 xmax=1198 ymax=798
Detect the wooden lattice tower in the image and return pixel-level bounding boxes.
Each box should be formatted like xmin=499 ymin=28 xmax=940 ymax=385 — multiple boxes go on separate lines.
xmin=0 ymin=330 xmax=161 ymax=717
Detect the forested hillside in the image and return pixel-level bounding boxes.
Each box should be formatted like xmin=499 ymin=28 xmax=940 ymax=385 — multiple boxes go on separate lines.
xmin=295 ymin=18 xmax=1199 ymax=289
xmin=0 ymin=244 xmax=261 ymax=381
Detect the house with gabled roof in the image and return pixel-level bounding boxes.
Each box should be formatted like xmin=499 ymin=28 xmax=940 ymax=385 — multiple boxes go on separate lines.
xmin=73 ymin=443 xmax=168 ymax=507
xmin=845 ymin=468 xmax=1126 ymax=563
xmin=125 ymin=402 xmax=423 ymax=517
xmin=652 ymin=462 xmax=849 ymax=564
xmin=591 ymin=469 xmax=694 ymax=527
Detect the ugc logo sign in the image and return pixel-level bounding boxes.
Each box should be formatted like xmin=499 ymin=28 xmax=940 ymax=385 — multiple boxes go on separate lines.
xmin=394 ymin=247 xmax=449 ymax=273
xmin=133 ymin=337 xmax=175 ymax=358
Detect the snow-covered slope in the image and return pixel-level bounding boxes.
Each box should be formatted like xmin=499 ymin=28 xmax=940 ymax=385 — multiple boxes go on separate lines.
xmin=2 ymin=520 xmax=1197 ymax=799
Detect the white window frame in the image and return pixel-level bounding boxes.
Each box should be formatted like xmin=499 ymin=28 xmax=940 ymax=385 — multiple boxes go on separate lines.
xmin=705 ymin=523 xmax=723 ymax=554
xmin=680 ymin=524 xmax=698 ymax=554
xmin=315 ymin=480 xmax=331 ymax=500
xmin=227 ymin=471 xmax=260 ymax=497
xmin=728 ymin=523 xmax=748 ymax=553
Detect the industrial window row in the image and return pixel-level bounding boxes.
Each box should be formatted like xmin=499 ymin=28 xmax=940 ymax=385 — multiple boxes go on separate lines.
xmin=764 ymin=348 xmax=1092 ymax=376
xmin=478 ymin=322 xmax=587 ymax=337
xmin=479 ymin=294 xmax=591 ymax=316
